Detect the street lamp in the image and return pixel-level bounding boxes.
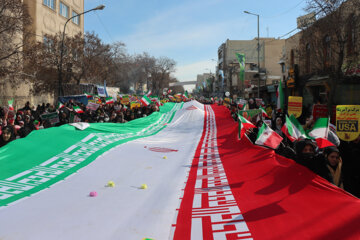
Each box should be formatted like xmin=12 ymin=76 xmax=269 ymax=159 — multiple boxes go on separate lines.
xmin=244 ymin=10 xmax=260 ymax=98
xmin=58 ymin=5 xmax=105 ymax=97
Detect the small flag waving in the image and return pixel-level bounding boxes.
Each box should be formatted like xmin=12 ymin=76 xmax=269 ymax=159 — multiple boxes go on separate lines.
xmin=259 ymin=106 xmax=269 ymax=118
xmin=308 ymin=118 xmax=334 ymax=148
xmin=57 ymin=101 xmax=65 ymax=109
xmin=141 ymin=95 xmax=151 ymax=106
xmin=183 ymin=91 xmax=189 ymax=100
xmin=238 ymin=114 xmax=256 ymax=139
xmin=73 ymin=106 xmax=84 ymax=114
xmin=146 ymin=90 xmax=152 ymax=97
xmin=281 ymin=115 xmax=305 ymax=142
xmin=84 ymin=92 xmax=93 ymax=99
xmin=255 ymin=123 xmax=283 ymax=149
xmin=276 ymin=79 xmax=284 ymax=112
xmin=8 ymin=99 xmax=14 ymax=111
xmin=105 ymin=97 xmax=114 ymax=104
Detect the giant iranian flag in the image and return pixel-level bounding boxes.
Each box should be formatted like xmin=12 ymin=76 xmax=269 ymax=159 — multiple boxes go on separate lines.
xmin=0 ymin=101 xmax=359 ymax=239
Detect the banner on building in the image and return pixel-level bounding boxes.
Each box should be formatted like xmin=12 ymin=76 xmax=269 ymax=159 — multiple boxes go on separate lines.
xmin=235 ymin=53 xmax=245 ymax=82
xmin=288 ymin=96 xmax=303 ymax=118
xmin=40 ymin=112 xmax=59 ymax=125
xmin=336 ymin=105 xmax=360 ymax=141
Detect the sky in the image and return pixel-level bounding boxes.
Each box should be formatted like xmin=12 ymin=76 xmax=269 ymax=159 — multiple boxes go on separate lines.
xmin=84 ymin=0 xmax=309 ymax=91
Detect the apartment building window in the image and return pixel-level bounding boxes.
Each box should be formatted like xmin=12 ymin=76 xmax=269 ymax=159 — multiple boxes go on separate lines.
xmin=43 ymin=0 xmax=55 ymax=10
xmin=347 ymin=14 xmax=356 ymax=55
xmin=72 ymin=11 xmax=80 ymax=25
xmin=323 ymin=35 xmax=331 ymax=68
xmin=59 ymin=2 xmax=69 ymax=18
xmin=306 ymin=43 xmax=311 ymax=73
xmin=43 ymin=36 xmax=54 ymax=52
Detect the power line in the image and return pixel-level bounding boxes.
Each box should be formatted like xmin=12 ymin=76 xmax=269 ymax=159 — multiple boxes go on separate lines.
xmin=262 ymin=0 xmax=306 ymax=19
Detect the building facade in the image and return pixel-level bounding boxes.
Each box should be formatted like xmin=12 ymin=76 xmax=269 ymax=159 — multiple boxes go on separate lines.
xmin=216 ymin=38 xmax=285 ymax=102
xmin=1 ymin=0 xmax=84 ymax=109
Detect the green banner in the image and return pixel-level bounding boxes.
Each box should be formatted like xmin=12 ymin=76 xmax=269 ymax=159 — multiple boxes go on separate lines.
xmin=0 ymin=102 xmax=183 ymax=207
xmin=235 ymin=53 xmax=246 ymax=82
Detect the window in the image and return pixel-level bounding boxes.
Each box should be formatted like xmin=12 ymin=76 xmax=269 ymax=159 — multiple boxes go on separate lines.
xmin=306 ymin=43 xmax=311 ymax=73
xmin=43 ymin=36 xmax=54 ymax=52
xmin=72 ymin=11 xmax=80 ymax=25
xmin=323 ymin=35 xmax=331 ymax=68
xmin=347 ymin=14 xmax=356 ymax=55
xmin=290 ymin=49 xmax=295 ymax=67
xmin=43 ymin=0 xmax=55 ymax=10
xmin=59 ymin=2 xmax=69 ymax=18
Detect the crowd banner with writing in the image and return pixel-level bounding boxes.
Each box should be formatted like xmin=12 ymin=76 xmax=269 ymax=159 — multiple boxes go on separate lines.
xmin=120 ymin=96 xmax=130 ymax=105
xmin=255 ymin=98 xmax=263 ymax=106
xmin=288 ymin=96 xmax=303 ymax=118
xmin=312 ymin=104 xmax=337 ymax=123
xmin=40 ymin=112 xmax=59 ymax=125
xmin=336 ymin=105 xmax=360 ymax=141
xmin=130 ymin=102 xmax=141 ymax=109
xmin=86 ymin=102 xmax=100 ymax=111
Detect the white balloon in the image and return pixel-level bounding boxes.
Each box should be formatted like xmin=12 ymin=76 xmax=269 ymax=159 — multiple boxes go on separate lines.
xmin=225 ymin=92 xmax=230 ymax=97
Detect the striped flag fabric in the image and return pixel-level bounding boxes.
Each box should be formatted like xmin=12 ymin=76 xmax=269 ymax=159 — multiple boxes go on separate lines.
xmin=57 ymin=101 xmax=65 ymax=109
xmin=146 ymin=90 xmax=152 ymax=97
xmin=141 ymin=95 xmax=151 ymax=106
xmin=73 ymin=106 xmax=84 ymax=114
xmin=8 ymin=99 xmax=14 ymax=111
xmin=259 ymin=106 xmax=269 ymax=118
xmin=238 ymin=114 xmax=256 ymax=139
xmin=281 ymin=115 xmax=306 ymax=142
xmin=105 ymin=97 xmax=114 ymax=104
xmin=84 ymin=92 xmax=93 ymax=99
xmin=255 ymin=123 xmax=283 ymax=149
xmin=276 ymin=79 xmax=284 ymax=112
xmin=308 ymin=117 xmax=334 ymax=148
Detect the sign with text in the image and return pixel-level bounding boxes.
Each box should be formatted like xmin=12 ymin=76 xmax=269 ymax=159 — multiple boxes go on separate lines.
xmin=40 ymin=112 xmax=59 ymax=125
xmin=312 ymin=104 xmax=336 ymax=124
xmin=86 ymin=102 xmax=100 ymax=111
xmin=288 ymin=96 xmax=303 ymax=118
xmin=336 ymin=105 xmax=360 ymax=141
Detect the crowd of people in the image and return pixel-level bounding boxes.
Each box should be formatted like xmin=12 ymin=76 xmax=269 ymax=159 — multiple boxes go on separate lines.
xmin=0 ymin=99 xmax=160 ymax=148
xmin=226 ymin=97 xmax=360 ymax=198
xmin=1 ymin=96 xmax=359 ymax=198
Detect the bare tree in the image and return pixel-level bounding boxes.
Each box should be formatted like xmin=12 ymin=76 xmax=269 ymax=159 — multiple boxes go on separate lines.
xmin=0 ymin=0 xmax=31 ymax=81
xmin=300 ymin=0 xmax=360 ymax=113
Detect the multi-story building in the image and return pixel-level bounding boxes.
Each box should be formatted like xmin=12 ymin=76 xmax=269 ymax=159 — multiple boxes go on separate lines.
xmin=25 ymin=0 xmax=84 ymax=42
xmin=280 ymin=0 xmax=360 ymax=113
xmin=1 ymin=0 xmax=84 ymax=108
xmin=216 ymin=38 xmax=285 ymax=102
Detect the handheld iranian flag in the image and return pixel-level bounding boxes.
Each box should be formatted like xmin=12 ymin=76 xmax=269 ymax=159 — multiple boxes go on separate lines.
xmin=57 ymin=102 xmax=65 ymax=109
xmin=238 ymin=114 xmax=256 ymax=139
xmin=8 ymin=99 xmax=14 ymax=111
xmin=276 ymin=79 xmax=284 ymax=112
xmin=84 ymin=92 xmax=93 ymax=99
xmin=183 ymin=91 xmax=189 ymax=100
xmin=73 ymin=106 xmax=84 ymax=114
xmin=105 ymin=97 xmax=114 ymax=104
xmin=308 ymin=118 xmax=334 ymax=148
xmin=146 ymin=90 xmax=152 ymax=97
xmin=255 ymin=123 xmax=283 ymax=149
xmin=151 ymin=97 xmax=161 ymax=107
xmin=141 ymin=95 xmax=151 ymax=106
xmin=281 ymin=115 xmax=306 ymax=142
xmin=259 ymin=106 xmax=269 ymax=118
